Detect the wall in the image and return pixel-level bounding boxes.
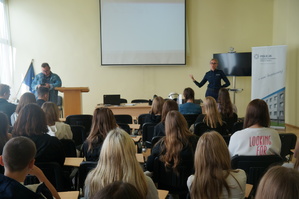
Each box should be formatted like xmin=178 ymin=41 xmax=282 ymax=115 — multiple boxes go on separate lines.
xmin=8 ymin=0 xmax=274 ymax=118
xmin=273 ymin=0 xmax=299 ymax=126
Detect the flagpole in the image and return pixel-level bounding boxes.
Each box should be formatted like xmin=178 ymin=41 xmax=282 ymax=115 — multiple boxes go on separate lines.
xmin=14 ymin=59 xmax=34 ymax=100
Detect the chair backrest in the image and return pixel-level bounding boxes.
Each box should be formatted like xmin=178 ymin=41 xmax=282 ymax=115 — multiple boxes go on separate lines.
xmin=36 ymin=162 xmax=70 ymax=191
xmin=194 ymin=121 xmax=229 ymax=137
xmin=131 ymin=99 xmax=149 ymax=103
xmin=221 ymin=112 xmax=238 ymax=134
xmin=232 ymin=120 xmax=244 ymax=134
xmin=120 ymin=98 xmax=127 ymax=103
xmin=117 ymin=123 xmax=131 ymax=134
xmin=138 ymin=113 xmax=150 ymax=126
xmin=60 ymin=139 xmax=77 ymax=157
xmin=78 ymin=161 xmax=98 ymax=192
xmin=114 ymin=114 xmax=133 ymax=124
xmin=57 ymin=96 xmax=63 ymax=106
xmin=231 ymin=155 xmax=283 ymax=187
xmin=151 ymin=136 xmax=163 ymax=148
xmin=153 ymin=157 xmax=193 ymax=198
xmin=279 ymin=133 xmax=297 ymax=161
xmin=65 ymin=114 xmax=93 ymax=136
xmin=142 ymin=122 xmax=156 ymax=148
xmin=70 ymin=125 xmax=86 ymax=147
xmin=183 ymin=114 xmax=199 ymax=128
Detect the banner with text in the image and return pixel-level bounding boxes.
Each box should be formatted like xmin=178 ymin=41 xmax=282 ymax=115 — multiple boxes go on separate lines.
xmin=252 ymin=45 xmax=287 ymax=127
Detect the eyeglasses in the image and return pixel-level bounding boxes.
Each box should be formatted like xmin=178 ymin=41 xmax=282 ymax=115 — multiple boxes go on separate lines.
xmin=210 ymin=62 xmax=217 ymax=64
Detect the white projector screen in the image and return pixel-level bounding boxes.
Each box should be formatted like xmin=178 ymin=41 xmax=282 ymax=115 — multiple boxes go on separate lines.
xmin=100 ymin=0 xmax=186 ymax=65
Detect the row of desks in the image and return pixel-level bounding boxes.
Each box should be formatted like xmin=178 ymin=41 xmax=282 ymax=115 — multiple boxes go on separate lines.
xmin=58 ymin=190 xmax=168 ymax=199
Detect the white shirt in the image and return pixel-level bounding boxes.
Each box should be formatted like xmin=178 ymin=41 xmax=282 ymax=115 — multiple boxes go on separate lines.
xmin=47 ymin=121 xmax=73 ymax=140
xmin=229 ymin=127 xmax=281 ymax=157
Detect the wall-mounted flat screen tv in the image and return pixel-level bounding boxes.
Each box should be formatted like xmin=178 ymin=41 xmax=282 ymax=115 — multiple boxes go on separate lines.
xmin=213 ymin=52 xmax=252 ymax=76
xmin=100 ymin=0 xmax=186 ymax=66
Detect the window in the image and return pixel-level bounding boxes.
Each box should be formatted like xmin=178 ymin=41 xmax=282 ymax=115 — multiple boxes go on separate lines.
xmin=0 ymin=0 xmax=14 ymax=86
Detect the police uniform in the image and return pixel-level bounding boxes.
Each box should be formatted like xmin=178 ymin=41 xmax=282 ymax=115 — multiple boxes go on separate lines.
xmin=193 ymin=69 xmax=230 ymax=100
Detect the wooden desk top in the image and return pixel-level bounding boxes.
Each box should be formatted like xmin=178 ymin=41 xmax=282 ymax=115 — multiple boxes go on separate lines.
xmin=136 ymin=153 xmax=144 ymax=163
xmin=132 ymin=135 xmax=142 ymax=142
xmin=158 ymin=189 xmax=169 ymax=199
xmin=58 ymin=191 xmax=79 ymax=199
xmin=64 ymin=157 xmax=84 ymax=167
xmin=64 ymin=154 xmax=144 ymax=167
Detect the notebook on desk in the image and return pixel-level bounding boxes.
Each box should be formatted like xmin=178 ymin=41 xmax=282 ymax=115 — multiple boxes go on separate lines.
xmin=103 ymin=94 xmax=121 ymax=105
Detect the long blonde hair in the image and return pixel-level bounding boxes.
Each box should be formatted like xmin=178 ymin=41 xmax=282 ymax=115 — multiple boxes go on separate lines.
xmin=160 ymin=110 xmax=192 ymax=173
xmin=191 ymin=131 xmax=231 ymax=199
xmin=84 ymin=128 xmax=148 ymax=198
xmin=203 ymin=97 xmax=222 ymax=128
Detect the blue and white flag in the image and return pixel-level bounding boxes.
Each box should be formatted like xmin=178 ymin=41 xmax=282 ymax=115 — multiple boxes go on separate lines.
xmin=23 ymin=62 xmax=35 ymax=92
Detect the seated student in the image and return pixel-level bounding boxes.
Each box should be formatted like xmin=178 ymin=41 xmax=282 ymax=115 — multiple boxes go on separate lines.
xmin=0 ymin=112 xmax=11 ymax=155
xmin=153 ymin=99 xmax=178 ymax=137
xmin=82 ymin=107 xmax=117 ymax=161
xmin=84 ymin=128 xmax=158 ymax=199
xmin=144 ymin=96 xmax=164 ymax=124
xmin=179 ymin=87 xmax=202 ymax=115
xmin=11 ymin=92 xmax=36 ymax=126
xmin=36 ymin=87 xmax=49 ymax=107
xmin=0 ymin=112 xmax=11 ymax=174
xmin=217 ymin=88 xmax=238 ymax=133
xmin=12 ymin=104 xmax=65 ymax=166
xmin=283 ymin=139 xmax=299 ymax=170
xmin=146 ymin=111 xmax=198 ymax=193
xmin=91 ymin=181 xmax=143 ymax=199
xmin=41 ymin=102 xmax=72 ymax=140
xmin=228 ymin=99 xmax=281 ymax=157
xmin=0 ymin=136 xmax=60 ymax=199
xmin=0 ymin=84 xmax=16 ymax=125
xmin=188 ymin=131 xmax=246 ymax=199
xmin=192 ymin=96 xmax=228 ymax=135
xmin=255 ymin=166 xmax=299 ymax=199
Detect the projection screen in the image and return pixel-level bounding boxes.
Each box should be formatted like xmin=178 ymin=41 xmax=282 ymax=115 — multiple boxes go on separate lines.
xmin=100 ymin=0 xmax=186 ymax=65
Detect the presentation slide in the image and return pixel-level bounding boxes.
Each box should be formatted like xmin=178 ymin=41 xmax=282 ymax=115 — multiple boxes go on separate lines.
xmin=100 ymin=0 xmax=186 ymax=65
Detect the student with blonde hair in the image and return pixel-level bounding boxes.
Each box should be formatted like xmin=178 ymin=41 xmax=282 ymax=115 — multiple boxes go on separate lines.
xmin=255 ymin=166 xmax=299 ymax=199
xmin=82 ymin=107 xmax=117 ymax=161
xmin=84 ymin=128 xmax=158 ymax=199
xmin=193 ymin=96 xmax=228 ymax=135
xmin=188 ymin=131 xmax=246 ymax=199
xmin=41 ymin=102 xmax=72 ymax=139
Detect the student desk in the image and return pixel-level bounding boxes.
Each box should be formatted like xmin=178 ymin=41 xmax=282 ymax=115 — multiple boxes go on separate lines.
xmin=97 ymin=103 xmax=151 ymax=119
xmin=58 ymin=191 xmax=79 ymax=199
xmin=64 ymin=154 xmax=144 ymax=167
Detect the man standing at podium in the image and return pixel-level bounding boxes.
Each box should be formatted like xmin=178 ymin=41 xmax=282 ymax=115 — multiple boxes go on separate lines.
xmin=31 ymin=63 xmax=62 ymax=104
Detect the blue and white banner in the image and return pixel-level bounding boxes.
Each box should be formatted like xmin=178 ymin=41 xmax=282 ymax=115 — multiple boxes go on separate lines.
xmin=252 ymin=45 xmax=287 ymax=126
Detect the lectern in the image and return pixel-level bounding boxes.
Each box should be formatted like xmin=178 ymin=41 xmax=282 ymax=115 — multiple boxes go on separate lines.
xmin=55 ymin=87 xmax=89 ymax=117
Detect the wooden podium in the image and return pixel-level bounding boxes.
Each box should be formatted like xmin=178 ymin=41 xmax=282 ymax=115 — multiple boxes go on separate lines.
xmin=55 ymin=87 xmax=89 ymax=117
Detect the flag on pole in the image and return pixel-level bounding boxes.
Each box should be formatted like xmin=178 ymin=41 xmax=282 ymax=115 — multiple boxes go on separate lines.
xmin=23 ymin=62 xmax=35 ymax=92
